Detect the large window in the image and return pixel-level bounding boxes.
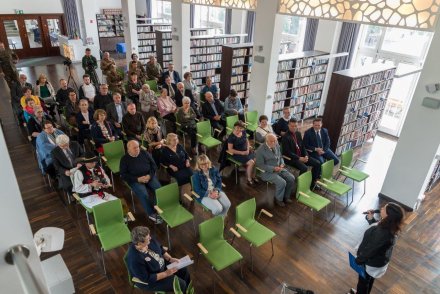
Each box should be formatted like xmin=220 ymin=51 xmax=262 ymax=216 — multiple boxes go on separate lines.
xmin=354 ymin=25 xmax=432 ymax=137
xmin=279 ymin=16 xmax=307 ymax=54
xmin=151 ymin=0 xmax=172 ymax=23
xmin=193 ymin=5 xmax=226 ymax=34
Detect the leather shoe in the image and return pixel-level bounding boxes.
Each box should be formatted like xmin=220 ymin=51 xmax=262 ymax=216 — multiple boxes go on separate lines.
xmin=275 ymin=200 xmax=285 ymax=207
xmin=284 ymin=198 xmax=293 ymax=203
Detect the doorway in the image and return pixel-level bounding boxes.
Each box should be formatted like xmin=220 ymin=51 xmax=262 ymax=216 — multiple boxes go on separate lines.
xmin=0 ymin=14 xmax=65 ymax=59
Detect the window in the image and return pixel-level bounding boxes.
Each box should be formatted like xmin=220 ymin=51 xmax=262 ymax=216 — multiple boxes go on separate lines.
xmin=279 ymin=16 xmax=307 ymax=54
xmin=193 ymin=5 xmax=226 ymax=34
xmin=151 ymin=0 xmax=172 ymax=23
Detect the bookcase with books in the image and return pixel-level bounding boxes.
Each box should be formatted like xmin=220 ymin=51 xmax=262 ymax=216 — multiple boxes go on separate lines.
xmin=137 ymin=24 xmax=171 ymax=61
xmin=190 ymin=28 xmax=214 ymax=36
xmin=219 ymin=43 xmax=253 ymax=104
xmin=96 ymin=14 xmax=124 ymax=52
xmin=322 ymin=63 xmax=396 ymax=155
xmin=155 ymin=30 xmax=172 ymax=69
xmin=190 ymin=34 xmax=246 ymax=88
xmin=272 ymin=51 xmax=329 ymax=121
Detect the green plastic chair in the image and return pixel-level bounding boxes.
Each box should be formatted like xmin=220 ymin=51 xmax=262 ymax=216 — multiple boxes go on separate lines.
xmin=235 ymin=198 xmax=276 ymax=271
xmin=146 ymin=80 xmax=159 ymax=94
xmin=90 ymin=199 xmax=131 ymax=274
xmin=316 ymin=160 xmax=352 ymax=220
xmin=295 ymin=171 xmax=331 ymax=230
xmin=226 ymin=115 xmax=239 ymax=136
xmin=155 ymin=182 xmax=195 ymax=250
xmin=245 ymin=110 xmax=258 ymax=135
xmin=197 ymin=216 xmax=243 ymax=278
xmin=175 ymin=112 xmax=187 ymax=148
xmin=339 ymin=149 xmax=369 ymax=199
xmin=102 ymin=140 xmax=125 ymax=192
xmin=196 ymin=120 xmax=222 ymax=151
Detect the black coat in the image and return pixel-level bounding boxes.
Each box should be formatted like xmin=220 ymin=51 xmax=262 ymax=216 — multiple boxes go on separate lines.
xmin=51 ymin=141 xmax=84 ymax=190
xmin=106 ymin=102 xmax=127 ymax=126
xmin=281 ymin=130 xmax=308 ymax=161
xmin=174 ymin=88 xmax=195 ymax=107
xmin=202 ymin=99 xmax=224 ymax=121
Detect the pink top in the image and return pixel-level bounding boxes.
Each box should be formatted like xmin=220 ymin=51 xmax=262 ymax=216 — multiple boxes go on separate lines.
xmin=157 ymin=95 xmax=177 ymax=117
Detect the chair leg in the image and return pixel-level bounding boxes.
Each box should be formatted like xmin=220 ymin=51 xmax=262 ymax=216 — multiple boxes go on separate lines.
xmin=235 ymin=165 xmax=238 ymax=184
xmin=130 ymin=191 xmax=136 ymax=213
xmin=239 ymin=259 xmax=244 ymax=279
xmin=330 ymin=197 xmax=336 ymax=222
xmin=192 ymin=219 xmax=197 ymax=236
xmin=101 ymin=247 xmax=107 ymax=275
xmin=111 ymin=172 xmax=115 ymax=192
xmin=86 ymin=211 xmax=91 ymax=227
xmin=270 ymin=238 xmax=274 ymax=257
xmin=361 ymin=179 xmax=367 ymax=198
xmin=249 ymin=245 xmax=253 ymax=272
xmin=166 ymin=225 xmax=171 ymax=251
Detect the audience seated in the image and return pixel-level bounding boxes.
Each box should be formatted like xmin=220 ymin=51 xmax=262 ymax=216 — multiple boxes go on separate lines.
xmin=35 ymin=74 xmax=56 ymax=111
xmin=65 ymin=90 xmax=80 ymax=126
xmin=142 ymin=116 xmax=165 ymax=165
xmin=78 ymin=74 xmax=98 ymax=105
xmin=76 ymin=99 xmax=94 ymax=144
xmin=255 ymin=133 xmax=295 ymax=207
xmin=176 ymin=97 xmax=198 ymax=155
xmin=91 ymin=109 xmax=118 ymax=153
xmin=303 ymin=118 xmax=339 ymax=165
xmin=139 ymin=84 xmax=157 ymax=118
xmin=36 ymin=120 xmax=65 ymax=176
xmin=128 ymin=60 xmax=147 ymax=83
xmin=56 ymin=78 xmax=74 ymax=108
xmin=224 ymin=89 xmax=244 ymax=120
xmin=131 ymin=53 xmax=147 ymax=82
xmin=122 ymin=103 xmax=145 ymax=141
xmin=256 ymin=115 xmax=275 ymax=144
xmin=157 ymin=88 xmax=177 ymax=133
xmin=201 ymin=91 xmax=225 ymax=137
xmin=162 ymin=75 xmax=177 ymax=100
xmin=23 ymin=98 xmax=37 ymax=122
xmin=72 ymin=151 xmax=118 ymax=209
xmin=161 ymin=133 xmax=193 ymax=186
xmin=100 ymin=51 xmax=116 ymax=77
xmin=120 ymin=140 xmax=162 ymax=223
xmin=106 ymin=65 xmax=125 ymax=96
xmin=20 ymin=86 xmax=41 ymax=108
xmin=182 ymin=72 xmax=199 ymax=105
xmin=200 ymin=76 xmax=218 ymax=99
xmin=273 ymin=106 xmax=292 ymax=137
xmin=127 ymin=72 xmax=143 ymax=107
xmin=227 ymin=120 xmax=257 ymax=185
xmin=51 ymin=134 xmax=83 ymax=192
xmin=27 ymin=106 xmax=48 ymax=146
xmin=10 ymin=74 xmax=33 ymax=122
xmin=175 ymin=82 xmax=195 ymax=108
xmin=146 ymin=55 xmax=162 ymax=81
xmin=282 ymin=118 xmax=321 ymax=187
xmin=106 ymin=92 xmax=127 ymax=137
xmin=162 ymin=63 xmax=181 ymax=84
xmin=126 ymin=226 xmax=191 ymax=292
xmin=192 ymin=154 xmax=231 ymax=216
xmin=94 ymin=84 xmax=113 ymax=111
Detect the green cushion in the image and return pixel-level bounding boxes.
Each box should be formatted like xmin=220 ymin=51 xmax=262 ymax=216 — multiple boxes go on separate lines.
xmin=238 ymin=221 xmax=275 ymax=247
xmin=199 ymin=137 xmax=222 ymax=148
xmin=106 ymin=159 xmax=120 ymax=173
xmin=322 ymin=180 xmax=351 ymax=196
xmin=159 ymin=206 xmax=194 ymax=228
xmin=298 ymin=192 xmax=331 ymax=212
xmin=341 ymin=168 xmax=369 ymax=182
xmin=98 ymin=223 xmax=131 ymax=251
xmin=203 ymin=240 xmax=243 ymax=271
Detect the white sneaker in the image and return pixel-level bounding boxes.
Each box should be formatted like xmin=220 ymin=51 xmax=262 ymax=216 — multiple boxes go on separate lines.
xmin=149 ymin=214 xmax=163 ymax=224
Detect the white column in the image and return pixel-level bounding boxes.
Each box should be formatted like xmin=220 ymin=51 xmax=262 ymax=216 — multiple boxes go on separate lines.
xmin=135 ymin=0 xmax=147 ymax=17
xmin=379 ymin=20 xmax=440 ymax=210
xmin=248 ymin=1 xmax=284 ymax=119
xmin=122 ymin=0 xmax=139 ymax=66
xmin=171 ymin=1 xmax=191 ymax=75
xmin=230 ymin=9 xmax=247 ymax=40
xmin=314 ymin=20 xmax=342 ymax=115
xmin=77 ymin=0 xmax=99 ymax=46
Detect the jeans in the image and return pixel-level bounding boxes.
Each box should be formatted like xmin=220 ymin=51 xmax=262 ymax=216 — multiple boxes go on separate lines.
xmin=201 ymin=191 xmax=231 ymax=216
xmin=261 ymin=169 xmax=296 ymax=202
xmin=310 ymin=149 xmax=340 ymax=165
xmin=128 ymin=176 xmax=161 ymax=216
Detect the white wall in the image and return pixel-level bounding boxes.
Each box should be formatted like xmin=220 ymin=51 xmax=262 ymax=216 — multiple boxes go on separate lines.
xmin=0 ymin=0 xmax=63 ymax=14
xmin=96 ymin=0 xmax=121 ymax=11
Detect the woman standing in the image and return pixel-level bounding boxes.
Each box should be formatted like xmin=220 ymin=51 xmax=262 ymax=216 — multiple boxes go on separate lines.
xmin=352 ymin=203 xmax=405 ymax=294
xmin=161 ymin=133 xmax=193 ymax=186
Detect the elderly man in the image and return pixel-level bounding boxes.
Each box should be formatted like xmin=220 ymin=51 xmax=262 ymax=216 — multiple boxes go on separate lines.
xmin=201 ymin=91 xmax=225 ymax=137
xmin=174 ymin=82 xmax=196 ymax=108
xmin=122 ymin=103 xmax=145 ymax=140
xmin=106 ymin=92 xmax=127 ymax=136
xmin=78 ymin=74 xmax=98 ymax=105
xmin=27 ymin=105 xmax=48 ymax=147
xmin=146 ymin=55 xmax=162 ymax=81
xmin=162 ymin=75 xmax=177 ymax=99
xmin=51 ymin=134 xmax=84 ymax=191
xmin=162 ymin=62 xmax=181 ymax=84
xmin=94 ymin=83 xmax=113 ymax=110
xmin=36 ymin=120 xmax=65 ymax=176
xmin=100 ymin=51 xmax=116 ymax=77
xmin=256 ymin=133 xmax=296 ymax=207
xmin=56 ymin=78 xmax=74 ymax=108
xmin=120 ymin=140 xmax=162 ymax=223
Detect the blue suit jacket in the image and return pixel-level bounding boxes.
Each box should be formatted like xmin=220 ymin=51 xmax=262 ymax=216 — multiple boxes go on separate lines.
xmin=303 ymin=127 xmax=331 ymax=152
xmin=162 ymin=70 xmax=181 ymax=84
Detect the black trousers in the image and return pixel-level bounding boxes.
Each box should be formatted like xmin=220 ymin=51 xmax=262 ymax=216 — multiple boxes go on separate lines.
xmin=285 ymin=157 xmax=321 ymax=183
xmin=182 ymin=125 xmax=198 ymax=148
xmin=136 ymin=267 xmax=190 ymax=292
xmin=357 ymin=272 xmax=375 ymax=294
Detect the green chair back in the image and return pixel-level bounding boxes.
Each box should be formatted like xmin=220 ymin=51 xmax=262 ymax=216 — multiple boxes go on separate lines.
xmin=199 ymin=215 xmax=225 ymax=246
xmin=93 ymin=199 xmax=124 ymax=233
xmin=245 ymin=111 xmax=258 ymax=129
xmin=296 ymin=171 xmax=312 ymax=199
xmin=123 ymin=251 xmax=134 ymax=288
xmin=146 ymin=80 xmax=158 ymax=93
xmin=341 ymin=149 xmax=353 ymax=169
xmin=235 ymin=198 xmax=256 ymax=227
xmin=226 ymin=115 xmax=239 ymax=135
xmin=321 ymin=160 xmax=334 ymax=181
xmin=197 ymin=120 xmax=212 ymax=139
xmin=156 ymin=182 xmax=179 ymax=211
xmin=103 ymin=140 xmax=125 ymax=159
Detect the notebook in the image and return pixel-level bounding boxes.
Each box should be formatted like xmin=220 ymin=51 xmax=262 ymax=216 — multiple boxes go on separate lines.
xmin=349 ymin=252 xmax=366 ymax=279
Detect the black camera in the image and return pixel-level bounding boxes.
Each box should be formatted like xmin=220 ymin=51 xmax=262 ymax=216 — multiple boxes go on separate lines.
xmin=63 ymin=57 xmax=72 ymax=66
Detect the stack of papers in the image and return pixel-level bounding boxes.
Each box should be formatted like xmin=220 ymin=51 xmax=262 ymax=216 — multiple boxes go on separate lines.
xmin=166 ymin=255 xmax=194 ymax=270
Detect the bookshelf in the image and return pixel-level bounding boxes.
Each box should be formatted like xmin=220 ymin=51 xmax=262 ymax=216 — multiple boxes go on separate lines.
xmin=272 ymin=51 xmax=329 ymax=121
xmin=190 ymin=34 xmax=246 ymax=88
xmin=322 ymin=63 xmax=396 ymax=155
xmin=155 ymin=30 xmax=172 ymax=69
xmin=96 ymin=14 xmax=124 ymax=52
xmin=190 ymin=28 xmax=214 ymax=36
xmin=137 ymin=23 xmax=171 ymax=61
xmin=219 ymin=43 xmax=253 ymax=104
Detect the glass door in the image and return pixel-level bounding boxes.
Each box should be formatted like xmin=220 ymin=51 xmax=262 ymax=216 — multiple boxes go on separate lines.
xmin=40 ymin=15 xmax=64 ymax=56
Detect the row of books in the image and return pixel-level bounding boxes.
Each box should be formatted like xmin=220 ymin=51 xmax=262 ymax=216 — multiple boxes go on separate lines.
xmin=98 ymin=20 xmax=115 ymax=26
xmin=191 ymin=69 xmax=218 ymax=78
xmin=231 ymin=75 xmax=246 ymax=84
xmin=138 ymin=25 xmax=170 ymax=33
xmin=277 ymin=71 xmax=290 ymax=81
xmin=139 ymin=46 xmax=155 ymax=53
xmin=190 ymin=37 xmax=240 ymax=47
xmin=139 ymin=39 xmax=156 ymax=46
xmin=138 ymin=33 xmax=156 ymax=40
xmin=190 ymin=54 xmax=222 ymax=63
xmin=337 ymin=122 xmax=379 ymax=150
xmin=348 ymin=79 xmax=393 ymax=102
xmin=305 ymin=100 xmax=320 ymax=110
xmin=99 ymin=32 xmax=123 ymax=37
xmin=232 ymin=66 xmax=249 ymax=75
xmin=162 ymin=47 xmax=172 ymax=54
xmin=97 ymin=14 xmax=122 ymax=20
xmin=190 ymin=47 xmax=222 ymax=55
xmin=233 ymin=48 xmax=252 ymax=57
xmin=162 ymin=40 xmax=172 ymax=47
xmin=194 ymin=78 xmax=220 ymax=87
xmin=294 ymin=64 xmax=328 ymax=78
xmin=296 ymin=57 xmax=328 ymax=68
xmin=346 ymin=90 xmax=388 ymax=115
xmin=162 ymin=54 xmax=172 ymax=61
xmin=303 ymin=108 xmax=319 ymax=119
xmin=292 ymin=73 xmax=326 ymax=88
xmin=277 ymin=60 xmax=294 ymax=72
xmin=160 ymin=32 xmax=172 ymax=38
xmin=343 ymin=99 xmax=387 ymax=126
xmin=351 ymin=68 xmax=396 ymax=90
xmin=232 ymin=57 xmax=246 ymax=66
xmin=190 ymin=61 xmax=221 ymax=71
xmin=233 ymin=83 xmax=249 ymax=91
xmin=272 ymin=104 xmax=304 ymax=118
xmin=291 ymin=82 xmax=324 ymax=97
xmin=275 ymin=81 xmax=288 ymax=92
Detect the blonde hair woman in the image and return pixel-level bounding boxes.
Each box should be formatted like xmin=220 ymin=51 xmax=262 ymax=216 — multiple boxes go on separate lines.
xmin=192 ymin=154 xmax=231 ymax=216
xmin=142 ymin=116 xmax=164 ymax=165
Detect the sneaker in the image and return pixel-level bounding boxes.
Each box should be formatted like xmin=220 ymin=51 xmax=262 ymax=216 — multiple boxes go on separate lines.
xmin=284 ymin=198 xmax=293 ymax=204
xmin=149 ymin=214 xmax=163 ymax=224
xmin=275 ymin=200 xmax=286 ymax=207
xmin=349 ymin=288 xmax=357 ymax=294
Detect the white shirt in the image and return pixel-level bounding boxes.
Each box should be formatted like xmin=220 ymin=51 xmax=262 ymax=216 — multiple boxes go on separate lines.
xmin=83 ymin=84 xmax=96 ymax=101
xmin=115 ymin=103 xmax=123 ymax=123
xmin=81 ymin=111 xmax=90 ymax=125
xmin=73 ymin=167 xmax=110 ymax=194
xmin=168 ymin=71 xmax=175 ymax=83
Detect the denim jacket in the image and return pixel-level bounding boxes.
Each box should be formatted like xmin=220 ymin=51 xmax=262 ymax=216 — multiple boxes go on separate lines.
xmin=192 ymin=167 xmax=222 ymax=201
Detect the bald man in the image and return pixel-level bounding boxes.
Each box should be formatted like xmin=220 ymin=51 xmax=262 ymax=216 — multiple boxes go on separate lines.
xmin=120 ymin=140 xmax=162 ymax=223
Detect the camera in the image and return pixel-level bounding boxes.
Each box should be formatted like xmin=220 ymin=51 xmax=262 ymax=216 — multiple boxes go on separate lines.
xmin=63 ymin=57 xmax=72 ymax=66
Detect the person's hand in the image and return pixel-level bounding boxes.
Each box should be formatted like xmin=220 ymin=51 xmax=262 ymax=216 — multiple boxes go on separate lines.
xmin=109 ymin=136 xmax=115 ymax=142
xmin=185 ymin=160 xmax=190 ymax=168
xmin=214 ymin=115 xmax=221 ymax=121
xmin=137 ymin=176 xmax=149 ymax=183
xmin=83 ymin=121 xmax=89 ymax=125
xmin=274 ymin=166 xmax=282 ymax=172
xmin=155 ymin=144 xmax=162 ymax=149
xmin=209 ymin=190 xmax=219 ymax=199
xmin=136 ymin=135 xmax=142 ymax=140
xmin=366 ymin=210 xmax=375 ymax=221
xmin=169 ymin=165 xmax=178 ymax=172
xmin=90 ymin=180 xmax=102 ymax=188
xmin=169 ymin=257 xmax=179 ymax=264
xmin=318 ymin=150 xmax=325 ymax=155
xmin=115 ymin=122 xmax=121 ymax=128
xmin=165 ymin=267 xmax=178 ymax=277
xmin=242 ymin=149 xmax=249 ymax=155
xmin=65 ymin=170 xmax=71 ymax=176
xmin=299 ymin=156 xmax=308 ymax=163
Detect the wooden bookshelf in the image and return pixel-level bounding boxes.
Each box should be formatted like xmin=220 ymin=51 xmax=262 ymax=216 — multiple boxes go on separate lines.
xmin=322 ymin=63 xmax=396 ymax=155
xmin=190 ymin=28 xmax=214 ymax=36
xmin=137 ymin=23 xmax=171 ymax=61
xmin=219 ymin=43 xmax=253 ymax=104
xmin=96 ymin=14 xmax=124 ymax=52
xmin=272 ymin=50 xmax=329 ymax=121
xmin=190 ymin=34 xmax=246 ymax=88
xmin=155 ymin=30 xmax=172 ymax=69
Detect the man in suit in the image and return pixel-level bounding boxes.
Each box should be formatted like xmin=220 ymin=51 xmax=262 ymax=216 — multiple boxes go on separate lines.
xmin=106 ymin=92 xmax=127 ymax=137
xmin=282 ymin=118 xmax=321 ymax=187
xmin=201 ymin=91 xmax=225 ymax=137
xmin=76 ymin=99 xmax=95 ymax=144
xmin=303 ymin=118 xmax=339 ymax=165
xmin=256 ymin=133 xmax=295 ymax=207
xmin=56 ymin=78 xmax=74 ymax=108
xmin=162 ymin=75 xmax=177 ymax=99
xmin=94 ymin=83 xmax=113 ymax=110
xmin=161 ymin=63 xmax=181 ymax=84
xmin=51 ymin=134 xmax=84 ymax=192
xmin=175 ymin=82 xmax=198 ymax=113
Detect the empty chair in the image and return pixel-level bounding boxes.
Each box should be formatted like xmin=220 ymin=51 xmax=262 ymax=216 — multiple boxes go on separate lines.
xmin=339 ymin=149 xmax=369 ymax=199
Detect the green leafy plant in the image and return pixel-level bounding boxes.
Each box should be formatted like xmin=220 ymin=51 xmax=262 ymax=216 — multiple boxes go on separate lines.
xmin=173 ymin=276 xmax=194 ymax=294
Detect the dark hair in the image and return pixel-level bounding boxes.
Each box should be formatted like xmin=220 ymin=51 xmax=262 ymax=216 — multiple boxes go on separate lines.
xmin=259 ymin=115 xmax=268 ymax=122
xmin=68 ymin=89 xmax=76 ymax=95
xmin=230 ymin=89 xmax=237 ymax=97
xmin=131 ymin=53 xmax=138 ymax=59
xmin=22 ymin=86 xmax=32 ymax=95
xmin=130 ymin=72 xmax=138 ymax=77
xmin=83 ymin=74 xmax=90 ymax=79
xmin=43 ymin=120 xmax=54 ymax=128
xmin=85 ymin=48 xmax=91 ymax=51
xmin=289 ymin=118 xmax=298 ymax=124
xmin=183 ymin=72 xmax=192 ymax=79
xmin=313 ymin=118 xmax=322 ymax=123
xmin=164 ymin=75 xmax=170 ymax=80
xmin=234 ymin=120 xmax=246 ymax=128
xmin=378 ymin=202 xmax=405 ymax=235
xmin=25 ymin=97 xmax=34 ymax=104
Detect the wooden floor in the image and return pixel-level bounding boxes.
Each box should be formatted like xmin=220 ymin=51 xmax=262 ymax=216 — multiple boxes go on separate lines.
xmin=1 ymin=60 xmax=439 ymax=294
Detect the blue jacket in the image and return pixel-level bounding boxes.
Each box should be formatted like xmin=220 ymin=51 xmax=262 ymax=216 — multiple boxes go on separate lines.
xmin=36 ymin=129 xmax=65 ymax=173
xmin=303 ymin=127 xmax=331 ymax=152
xmin=192 ymin=167 xmax=222 ymax=201
xmin=162 ymin=70 xmax=181 ymax=84
xmin=90 ymin=121 xmax=118 ymax=148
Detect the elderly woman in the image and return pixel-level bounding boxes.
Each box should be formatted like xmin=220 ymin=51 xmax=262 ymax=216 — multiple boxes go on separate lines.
xmin=161 ymin=133 xmax=193 ymax=186
xmin=91 ymin=109 xmax=117 ymax=153
xmin=142 ymin=116 xmax=165 ymax=165
xmin=256 ymin=115 xmax=275 ymax=143
xmin=176 ymin=96 xmax=198 ymax=155
xmin=192 ymin=154 xmax=231 ymax=216
xmin=27 ymin=105 xmax=48 ymax=146
xmin=228 ymin=120 xmax=257 ymax=185
xmin=157 ymin=88 xmax=177 ymax=132
xmin=126 ymin=226 xmax=191 ymax=292
xmin=139 ymin=83 xmax=157 ymax=118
